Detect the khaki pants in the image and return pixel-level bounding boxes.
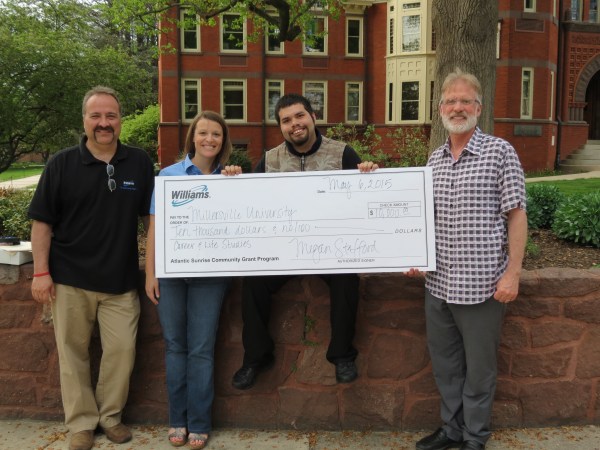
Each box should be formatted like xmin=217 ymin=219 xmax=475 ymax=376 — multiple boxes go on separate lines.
xmin=51 ymin=284 xmax=140 ymax=433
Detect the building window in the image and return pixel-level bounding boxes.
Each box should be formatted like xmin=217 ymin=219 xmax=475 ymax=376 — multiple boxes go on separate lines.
xmin=266 ymin=80 xmax=284 ymax=122
xmin=524 ymin=0 xmax=536 ymax=12
xmin=388 ymin=83 xmax=394 ymax=122
xmin=496 ymin=21 xmax=501 ymax=59
xmin=303 ymin=81 xmax=327 ymax=122
xmin=389 ymin=17 xmax=395 ymax=54
xmin=401 ymin=81 xmax=419 ymax=121
xmin=221 ymin=14 xmax=246 ymax=52
xmin=429 ymin=81 xmax=435 ymax=121
xmin=570 ymin=0 xmax=582 ymax=20
xmin=304 ymin=16 xmax=327 ymax=54
xmin=266 ymin=21 xmax=284 ymax=54
xmin=346 ymin=82 xmax=362 ymax=123
xmin=221 ymin=79 xmax=246 ymax=121
xmin=346 ymin=18 xmax=363 ymax=56
xmin=591 ymin=0 xmax=598 ymax=22
xmin=402 ymin=15 xmax=420 ymax=52
xmin=182 ymin=79 xmax=200 ymax=122
xmin=521 ymin=68 xmax=533 ymax=119
xmin=181 ymin=9 xmax=200 ymax=51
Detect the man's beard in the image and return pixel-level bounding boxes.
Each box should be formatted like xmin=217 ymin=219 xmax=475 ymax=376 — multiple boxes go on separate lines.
xmin=441 ymin=113 xmax=478 ymax=134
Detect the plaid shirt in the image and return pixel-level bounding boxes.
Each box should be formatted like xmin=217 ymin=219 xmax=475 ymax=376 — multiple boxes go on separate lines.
xmin=425 ymin=128 xmax=526 ymax=304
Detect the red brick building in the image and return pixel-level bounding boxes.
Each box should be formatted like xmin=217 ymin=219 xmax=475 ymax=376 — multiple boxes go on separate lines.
xmin=157 ymin=0 xmax=600 ymax=172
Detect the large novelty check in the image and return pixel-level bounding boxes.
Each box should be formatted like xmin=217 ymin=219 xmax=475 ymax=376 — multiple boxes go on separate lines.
xmin=154 ymin=167 xmax=436 ymax=277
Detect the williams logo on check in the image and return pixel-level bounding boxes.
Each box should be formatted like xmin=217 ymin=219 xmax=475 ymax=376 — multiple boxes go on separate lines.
xmin=171 ymin=185 xmax=210 ymax=207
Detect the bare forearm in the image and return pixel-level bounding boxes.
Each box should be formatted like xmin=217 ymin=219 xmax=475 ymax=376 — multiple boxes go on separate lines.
xmin=506 ymin=207 xmax=528 ymax=276
xmin=31 ymin=220 xmax=52 ymax=273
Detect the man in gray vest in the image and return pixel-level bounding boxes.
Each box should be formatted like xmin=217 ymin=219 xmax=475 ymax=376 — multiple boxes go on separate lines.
xmin=232 ymin=93 xmax=376 ymax=390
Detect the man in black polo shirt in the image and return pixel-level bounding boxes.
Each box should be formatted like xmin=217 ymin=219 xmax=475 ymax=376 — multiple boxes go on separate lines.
xmin=28 ymin=86 xmax=154 ymax=450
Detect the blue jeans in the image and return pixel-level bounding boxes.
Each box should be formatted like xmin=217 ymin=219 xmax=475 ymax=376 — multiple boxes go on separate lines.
xmin=157 ymin=277 xmax=229 ymax=434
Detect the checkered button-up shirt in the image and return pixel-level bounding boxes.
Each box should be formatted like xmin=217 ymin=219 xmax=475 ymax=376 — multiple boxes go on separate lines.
xmin=425 ymin=128 xmax=526 ymax=304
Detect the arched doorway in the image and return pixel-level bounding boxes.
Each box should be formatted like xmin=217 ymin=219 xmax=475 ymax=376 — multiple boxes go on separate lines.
xmin=584 ymin=71 xmax=600 ymax=139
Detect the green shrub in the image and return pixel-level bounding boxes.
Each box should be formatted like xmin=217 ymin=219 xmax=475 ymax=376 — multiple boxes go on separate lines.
xmin=228 ymin=147 xmax=253 ymax=173
xmin=326 ymin=124 xmax=389 ymax=166
xmin=551 ymin=192 xmax=600 ymax=247
xmin=0 ymin=188 xmax=34 ymax=240
xmin=526 ymin=184 xmax=564 ymax=229
xmin=387 ymin=127 xmax=430 ymax=167
xmin=120 ymin=104 xmax=159 ymax=164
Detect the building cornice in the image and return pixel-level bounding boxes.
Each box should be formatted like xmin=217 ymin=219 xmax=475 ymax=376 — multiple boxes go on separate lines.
xmin=343 ymin=0 xmax=377 ymax=14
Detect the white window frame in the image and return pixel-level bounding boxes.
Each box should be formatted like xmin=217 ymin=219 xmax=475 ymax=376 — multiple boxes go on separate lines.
xmin=346 ymin=17 xmax=363 ymax=57
xmin=221 ymin=79 xmax=247 ymax=122
xmin=400 ymin=80 xmax=420 ymax=122
xmin=180 ymin=9 xmax=200 ymax=52
xmin=182 ymin=79 xmax=201 ymax=123
xmin=401 ymin=14 xmax=421 ymax=53
xmin=521 ymin=68 xmax=534 ymax=119
xmin=345 ymin=82 xmax=363 ymax=123
xmin=265 ymin=80 xmax=284 ymax=123
xmin=302 ymin=81 xmax=327 ymax=123
xmin=303 ymin=16 xmax=328 ymax=55
xmin=400 ymin=2 xmax=421 ymax=54
xmin=220 ymin=14 xmax=247 ymax=53
xmin=524 ymin=0 xmax=536 ymax=12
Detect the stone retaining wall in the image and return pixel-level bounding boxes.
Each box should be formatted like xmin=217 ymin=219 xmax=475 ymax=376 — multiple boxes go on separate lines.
xmin=1 ymin=264 xmax=599 ymax=430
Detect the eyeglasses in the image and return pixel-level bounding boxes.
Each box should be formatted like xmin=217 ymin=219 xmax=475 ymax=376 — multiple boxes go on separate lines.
xmin=440 ymin=98 xmax=481 ymax=107
xmin=106 ymin=164 xmax=116 ymax=192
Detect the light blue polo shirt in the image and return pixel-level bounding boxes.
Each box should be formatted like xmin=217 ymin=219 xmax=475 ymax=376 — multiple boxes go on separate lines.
xmin=150 ymin=154 xmax=222 ymax=214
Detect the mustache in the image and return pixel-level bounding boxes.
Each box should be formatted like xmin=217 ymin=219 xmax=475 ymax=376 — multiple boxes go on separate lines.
xmin=94 ymin=126 xmax=114 ymax=133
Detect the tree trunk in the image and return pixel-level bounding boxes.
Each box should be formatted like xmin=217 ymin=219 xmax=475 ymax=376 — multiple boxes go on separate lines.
xmin=430 ymin=0 xmax=498 ymax=150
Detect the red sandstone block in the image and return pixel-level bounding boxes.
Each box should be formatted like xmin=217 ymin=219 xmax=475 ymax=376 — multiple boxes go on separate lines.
xmin=511 ymin=347 xmax=573 ymax=378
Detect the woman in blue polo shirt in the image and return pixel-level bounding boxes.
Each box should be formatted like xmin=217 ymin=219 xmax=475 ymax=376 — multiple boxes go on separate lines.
xmin=145 ymin=111 xmax=241 ymax=449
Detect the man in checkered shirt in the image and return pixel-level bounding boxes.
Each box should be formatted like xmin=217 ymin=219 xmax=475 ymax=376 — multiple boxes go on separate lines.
xmin=413 ymin=69 xmax=527 ymax=450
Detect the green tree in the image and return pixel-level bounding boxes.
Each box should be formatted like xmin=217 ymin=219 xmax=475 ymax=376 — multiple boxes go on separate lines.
xmin=0 ymin=0 xmax=154 ymax=170
xmin=106 ymin=0 xmax=343 ymax=45
xmin=121 ymin=104 xmax=160 ymax=164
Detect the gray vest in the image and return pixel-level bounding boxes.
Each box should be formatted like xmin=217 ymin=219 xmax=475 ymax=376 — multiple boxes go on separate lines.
xmin=265 ymin=137 xmax=346 ymax=172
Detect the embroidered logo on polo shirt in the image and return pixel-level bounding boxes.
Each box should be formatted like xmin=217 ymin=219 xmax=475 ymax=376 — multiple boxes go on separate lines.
xmin=121 ymin=180 xmax=137 ymax=191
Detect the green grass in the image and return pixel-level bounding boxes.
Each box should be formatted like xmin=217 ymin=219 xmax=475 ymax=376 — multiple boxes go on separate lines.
xmin=0 ymin=164 xmax=44 ymax=182
xmin=527 ymin=178 xmax=600 ymax=196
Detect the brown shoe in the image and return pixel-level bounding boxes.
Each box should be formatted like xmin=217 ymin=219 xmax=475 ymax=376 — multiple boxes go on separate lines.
xmin=102 ymin=423 xmax=132 ymax=443
xmin=69 ymin=430 xmax=94 ymax=450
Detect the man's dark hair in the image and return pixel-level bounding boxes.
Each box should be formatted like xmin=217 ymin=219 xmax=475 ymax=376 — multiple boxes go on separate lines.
xmin=274 ymin=94 xmax=315 ymax=125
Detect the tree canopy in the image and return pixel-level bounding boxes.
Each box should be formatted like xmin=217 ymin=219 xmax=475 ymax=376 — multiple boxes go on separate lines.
xmin=107 ymin=0 xmax=343 ymax=45
xmin=0 ymin=0 xmax=155 ymax=171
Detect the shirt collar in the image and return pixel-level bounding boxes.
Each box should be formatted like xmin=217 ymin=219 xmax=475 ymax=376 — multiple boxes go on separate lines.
xmin=284 ymin=129 xmax=323 ymax=157
xmin=443 ymin=127 xmax=483 ymax=158
xmin=79 ymin=135 xmax=127 ymax=165
xmin=184 ymin=154 xmax=222 ymax=175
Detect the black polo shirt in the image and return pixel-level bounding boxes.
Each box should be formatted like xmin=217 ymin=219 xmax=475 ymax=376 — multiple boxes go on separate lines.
xmin=28 ymin=136 xmax=155 ymax=294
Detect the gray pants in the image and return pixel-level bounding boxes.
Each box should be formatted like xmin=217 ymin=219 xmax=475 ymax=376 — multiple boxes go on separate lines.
xmin=425 ymin=290 xmax=506 ymax=444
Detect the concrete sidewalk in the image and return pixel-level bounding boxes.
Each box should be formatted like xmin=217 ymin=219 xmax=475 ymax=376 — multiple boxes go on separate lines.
xmin=1 ymin=420 xmax=600 ymax=450
xmin=0 ymin=175 xmax=41 ymax=190
xmin=525 ymin=169 xmax=600 ymax=182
